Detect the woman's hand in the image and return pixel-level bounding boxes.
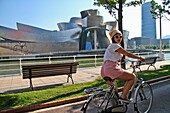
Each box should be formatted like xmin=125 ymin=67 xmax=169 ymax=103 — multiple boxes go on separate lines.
xmin=139 ymin=56 xmax=145 ymax=61
xmin=118 ymin=58 xmax=122 ymax=62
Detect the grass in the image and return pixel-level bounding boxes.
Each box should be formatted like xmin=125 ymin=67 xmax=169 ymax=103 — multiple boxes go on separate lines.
xmin=137 ymin=65 xmax=170 ymax=80
xmin=0 ymin=65 xmax=170 ymax=110
xmin=0 ymin=78 xmax=106 ymax=110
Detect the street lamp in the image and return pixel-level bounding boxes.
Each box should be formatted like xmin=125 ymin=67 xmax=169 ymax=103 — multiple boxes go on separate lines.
xmin=159 ymin=0 xmax=170 ymax=59
xmin=159 ymin=9 xmax=164 ymax=60
xmin=159 ymin=0 xmax=170 ymax=60
xmin=151 ymin=0 xmax=170 ymax=60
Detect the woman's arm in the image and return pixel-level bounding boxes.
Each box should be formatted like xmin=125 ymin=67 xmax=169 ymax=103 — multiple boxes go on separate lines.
xmin=116 ymin=47 xmax=144 ymax=61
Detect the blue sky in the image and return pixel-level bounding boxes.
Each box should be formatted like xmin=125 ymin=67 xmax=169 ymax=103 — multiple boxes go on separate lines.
xmin=0 ymin=0 xmax=169 ymax=39
xmin=0 ymin=0 xmax=95 ymax=29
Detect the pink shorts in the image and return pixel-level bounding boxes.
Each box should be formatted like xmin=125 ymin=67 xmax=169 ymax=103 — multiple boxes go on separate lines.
xmin=101 ymin=61 xmax=124 ymax=80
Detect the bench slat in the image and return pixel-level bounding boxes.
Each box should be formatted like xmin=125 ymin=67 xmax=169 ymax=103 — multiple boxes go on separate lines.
xmin=22 ymin=62 xmax=79 ymax=90
xmin=23 ymin=68 xmax=77 ymax=78
xmin=22 ymin=62 xmax=79 ymax=69
xmin=23 ymin=67 xmax=77 ymax=78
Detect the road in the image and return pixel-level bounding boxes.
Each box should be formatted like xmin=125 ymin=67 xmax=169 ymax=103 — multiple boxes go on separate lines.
xmin=149 ymin=79 xmax=170 ymax=113
xmin=30 ymin=79 xmax=170 ymax=113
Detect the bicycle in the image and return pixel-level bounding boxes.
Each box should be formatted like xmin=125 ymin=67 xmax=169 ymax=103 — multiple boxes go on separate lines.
xmin=81 ymin=59 xmax=153 ymax=113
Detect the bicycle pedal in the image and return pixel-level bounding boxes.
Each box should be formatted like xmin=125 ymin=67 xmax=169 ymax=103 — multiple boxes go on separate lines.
xmin=112 ymin=106 xmax=126 ymax=112
xmin=112 ymin=107 xmax=124 ymax=112
xmin=130 ymin=98 xmax=134 ymax=103
xmin=106 ymin=105 xmax=126 ymax=113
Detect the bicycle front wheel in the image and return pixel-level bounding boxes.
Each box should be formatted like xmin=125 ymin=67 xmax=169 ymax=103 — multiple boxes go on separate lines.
xmin=134 ymin=82 xmax=153 ymax=113
xmin=83 ymin=92 xmax=111 ymax=113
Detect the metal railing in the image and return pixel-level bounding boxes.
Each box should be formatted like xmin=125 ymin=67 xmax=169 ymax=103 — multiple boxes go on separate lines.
xmin=0 ymin=52 xmax=158 ymax=77
xmin=0 ymin=54 xmax=104 ymax=77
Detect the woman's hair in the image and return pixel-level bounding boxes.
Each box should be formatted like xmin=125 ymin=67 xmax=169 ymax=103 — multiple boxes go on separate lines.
xmin=111 ymin=37 xmax=116 ymax=43
xmin=111 ymin=33 xmax=118 ymax=43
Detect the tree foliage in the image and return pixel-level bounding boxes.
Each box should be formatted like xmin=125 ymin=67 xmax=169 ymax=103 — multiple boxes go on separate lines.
xmin=93 ymin=0 xmax=145 ymax=21
xmin=151 ymin=0 xmax=170 ymax=20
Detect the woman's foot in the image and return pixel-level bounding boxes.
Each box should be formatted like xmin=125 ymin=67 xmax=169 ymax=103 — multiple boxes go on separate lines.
xmin=119 ymin=96 xmax=130 ymax=103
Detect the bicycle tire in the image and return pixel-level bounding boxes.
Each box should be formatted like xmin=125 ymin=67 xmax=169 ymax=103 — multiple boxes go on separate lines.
xmin=83 ymin=91 xmax=112 ymax=113
xmin=83 ymin=91 xmax=127 ymax=113
xmin=134 ymin=82 xmax=153 ymax=113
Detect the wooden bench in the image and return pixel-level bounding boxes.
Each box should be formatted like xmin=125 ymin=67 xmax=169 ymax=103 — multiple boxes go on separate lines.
xmin=132 ymin=56 xmax=158 ymax=72
xmin=22 ymin=62 xmax=79 ymax=90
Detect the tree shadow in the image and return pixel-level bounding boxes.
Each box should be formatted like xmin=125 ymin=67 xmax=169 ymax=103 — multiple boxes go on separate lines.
xmin=2 ymin=83 xmax=64 ymax=94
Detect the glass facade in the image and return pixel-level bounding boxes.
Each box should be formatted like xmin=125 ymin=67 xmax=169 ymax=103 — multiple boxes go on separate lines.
xmin=142 ymin=2 xmax=156 ymax=39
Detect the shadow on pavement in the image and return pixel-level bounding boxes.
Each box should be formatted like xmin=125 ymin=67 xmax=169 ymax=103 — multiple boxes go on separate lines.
xmin=2 ymin=83 xmax=64 ymax=94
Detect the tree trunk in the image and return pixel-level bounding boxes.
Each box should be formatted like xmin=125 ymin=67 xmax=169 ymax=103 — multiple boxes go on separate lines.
xmin=118 ymin=0 xmax=126 ymax=69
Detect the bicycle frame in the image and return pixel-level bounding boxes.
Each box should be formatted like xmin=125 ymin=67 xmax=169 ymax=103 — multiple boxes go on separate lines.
xmin=81 ymin=80 xmax=126 ymax=113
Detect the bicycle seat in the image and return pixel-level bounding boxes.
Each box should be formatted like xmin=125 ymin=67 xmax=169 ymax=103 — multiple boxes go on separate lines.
xmin=103 ymin=77 xmax=114 ymax=82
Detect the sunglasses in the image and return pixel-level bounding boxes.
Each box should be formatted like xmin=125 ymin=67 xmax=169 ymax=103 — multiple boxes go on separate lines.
xmin=114 ymin=35 xmax=123 ymax=39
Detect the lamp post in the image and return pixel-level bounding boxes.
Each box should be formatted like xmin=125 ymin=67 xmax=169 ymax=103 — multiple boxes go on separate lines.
xmin=158 ymin=0 xmax=168 ymax=60
xmin=159 ymin=11 xmax=164 ymax=60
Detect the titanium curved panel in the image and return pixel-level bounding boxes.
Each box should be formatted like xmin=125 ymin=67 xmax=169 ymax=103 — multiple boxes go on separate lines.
xmin=69 ymin=17 xmax=82 ymax=25
xmin=57 ymin=22 xmax=80 ymax=31
xmin=105 ymin=21 xmax=117 ymax=32
xmin=17 ymin=22 xmax=54 ymax=34
xmin=0 ymin=26 xmax=81 ymax=42
xmin=82 ymin=16 xmax=103 ymax=27
xmin=80 ymin=10 xmax=89 ymax=19
xmin=0 ymin=26 xmax=38 ymax=42
xmin=87 ymin=9 xmax=99 ymax=16
xmin=80 ymin=9 xmax=98 ymax=18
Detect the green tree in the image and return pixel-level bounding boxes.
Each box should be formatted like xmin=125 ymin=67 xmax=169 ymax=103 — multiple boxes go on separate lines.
xmin=151 ymin=0 xmax=170 ymax=20
xmin=150 ymin=0 xmax=170 ymax=58
xmin=93 ymin=0 xmax=146 ymax=34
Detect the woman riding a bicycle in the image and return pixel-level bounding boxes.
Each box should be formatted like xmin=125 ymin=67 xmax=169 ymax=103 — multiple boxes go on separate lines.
xmin=101 ymin=29 xmax=145 ymax=103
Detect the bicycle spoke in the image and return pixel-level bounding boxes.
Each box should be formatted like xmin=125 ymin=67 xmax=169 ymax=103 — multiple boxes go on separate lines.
xmin=135 ymin=82 xmax=153 ymax=113
xmin=85 ymin=93 xmax=107 ymax=113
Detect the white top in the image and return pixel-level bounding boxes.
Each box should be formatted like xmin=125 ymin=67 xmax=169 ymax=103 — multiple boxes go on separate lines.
xmin=104 ymin=43 xmax=123 ymax=62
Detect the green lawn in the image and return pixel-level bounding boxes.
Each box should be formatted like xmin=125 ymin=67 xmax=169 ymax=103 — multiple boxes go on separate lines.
xmin=0 ymin=65 xmax=169 ymax=110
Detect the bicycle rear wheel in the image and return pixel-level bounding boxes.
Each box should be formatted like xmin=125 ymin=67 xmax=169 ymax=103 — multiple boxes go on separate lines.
xmin=134 ymin=82 xmax=153 ymax=113
xmin=83 ymin=92 xmax=112 ymax=113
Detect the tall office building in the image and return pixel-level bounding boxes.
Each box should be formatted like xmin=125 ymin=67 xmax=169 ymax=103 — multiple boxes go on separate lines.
xmin=142 ymin=2 xmax=157 ymax=39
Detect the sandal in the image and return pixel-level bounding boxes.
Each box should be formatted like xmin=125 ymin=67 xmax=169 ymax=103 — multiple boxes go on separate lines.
xmin=119 ymin=97 xmax=130 ymax=103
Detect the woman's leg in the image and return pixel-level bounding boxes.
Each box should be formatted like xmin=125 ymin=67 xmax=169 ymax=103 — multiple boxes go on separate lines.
xmin=116 ymin=70 xmax=136 ymax=99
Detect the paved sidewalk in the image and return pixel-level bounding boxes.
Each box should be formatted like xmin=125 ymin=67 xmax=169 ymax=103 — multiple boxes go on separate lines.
xmin=0 ymin=60 xmax=170 ymax=94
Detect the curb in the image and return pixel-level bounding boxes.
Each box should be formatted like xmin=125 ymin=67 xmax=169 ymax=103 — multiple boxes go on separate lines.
xmin=146 ymin=75 xmax=170 ymax=84
xmin=0 ymin=96 xmax=88 ymax=113
xmin=0 ymin=76 xmax=170 ymax=113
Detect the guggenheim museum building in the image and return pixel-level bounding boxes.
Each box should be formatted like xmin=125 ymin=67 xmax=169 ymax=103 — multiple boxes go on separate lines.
xmin=0 ymin=9 xmax=129 ymax=55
